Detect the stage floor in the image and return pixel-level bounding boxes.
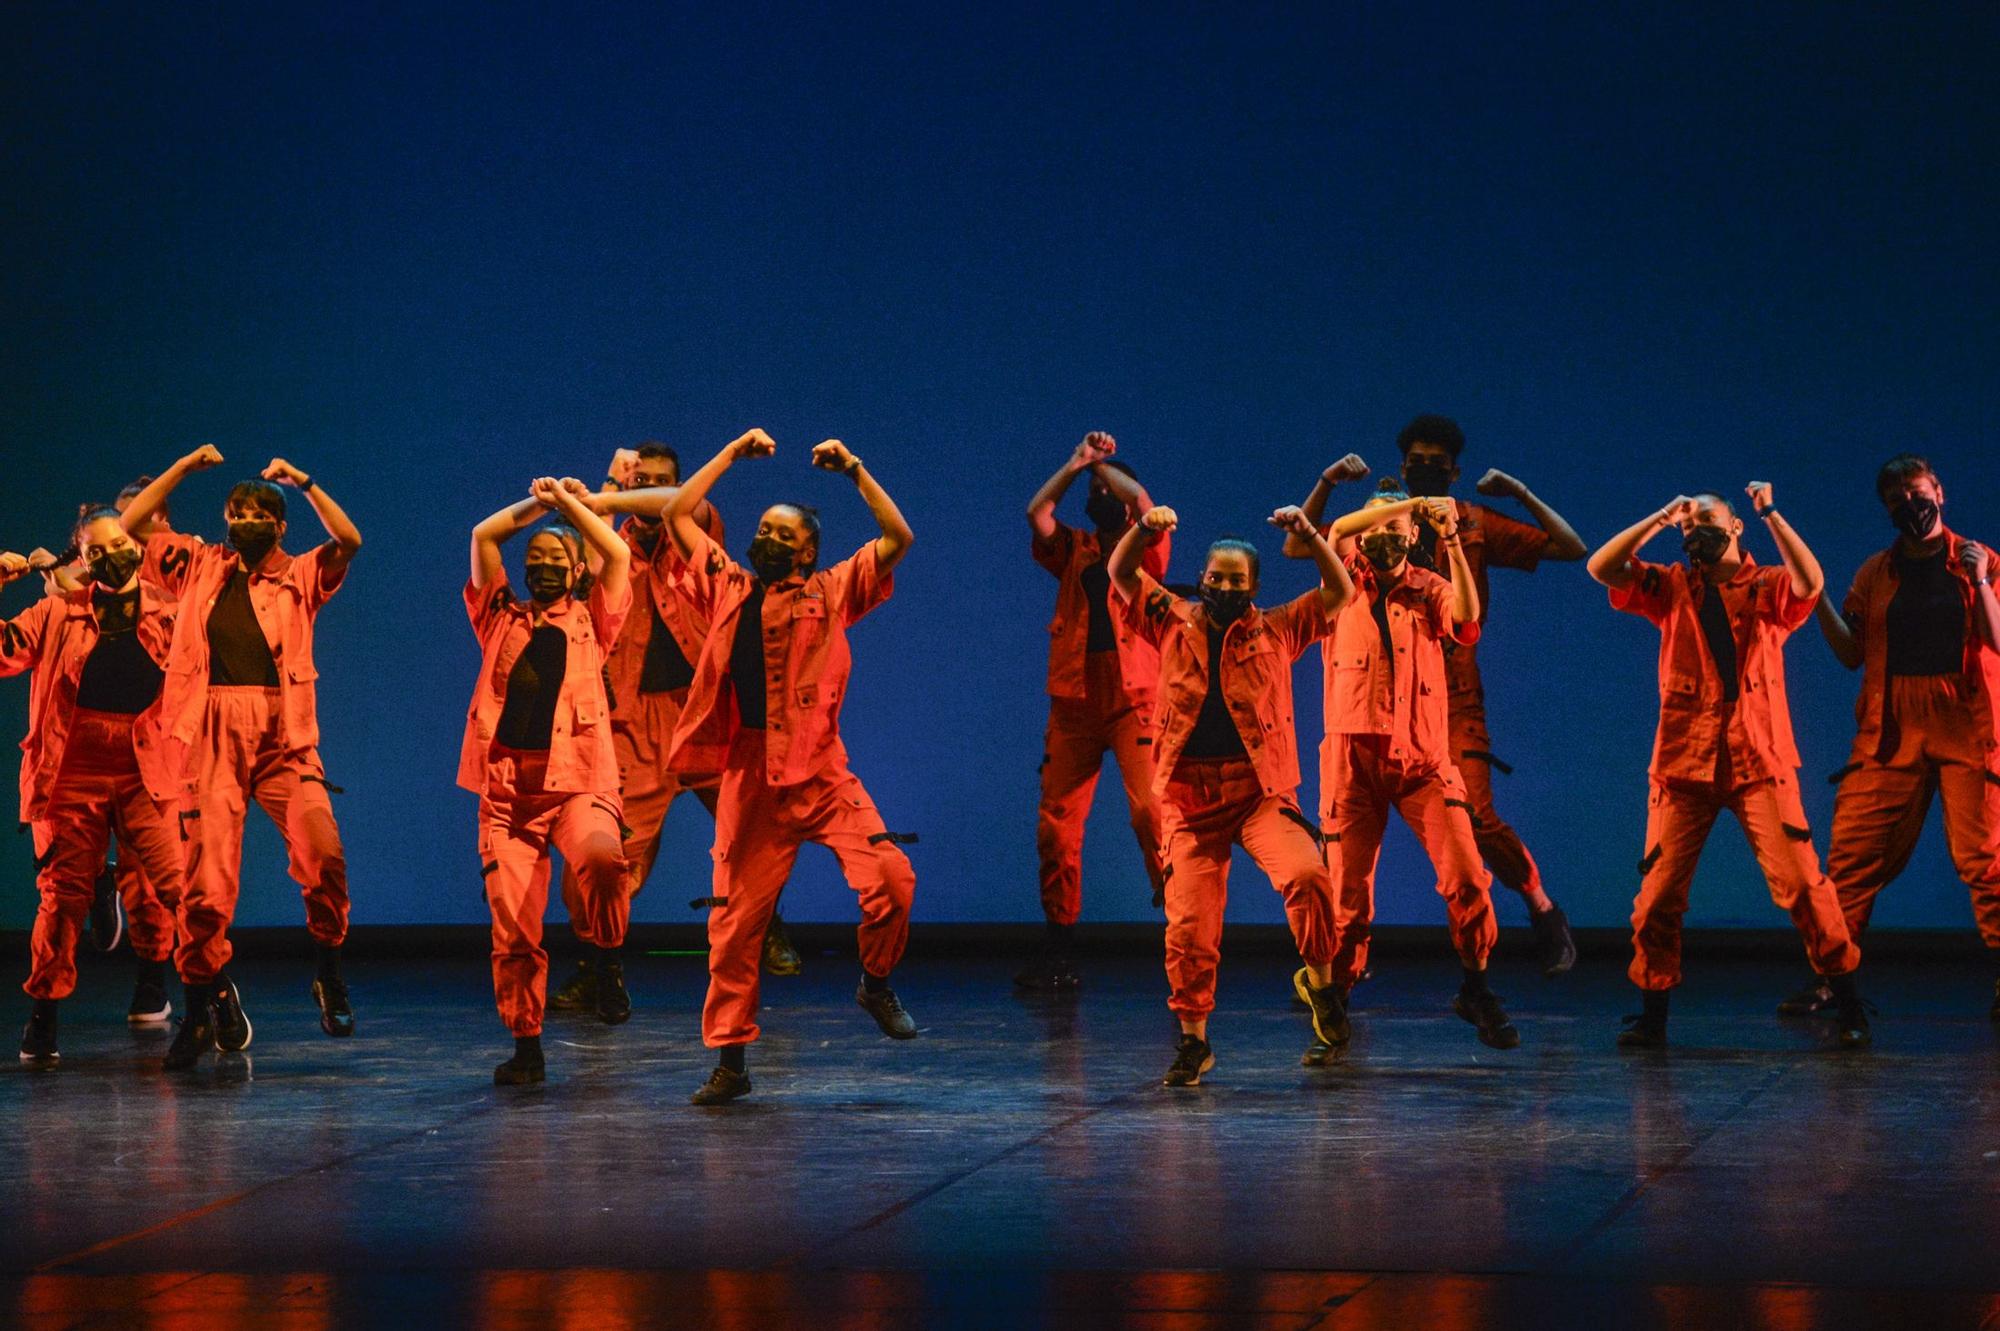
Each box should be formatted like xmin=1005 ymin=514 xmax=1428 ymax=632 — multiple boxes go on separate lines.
xmin=3 ymin=945 xmax=1998 ymax=1329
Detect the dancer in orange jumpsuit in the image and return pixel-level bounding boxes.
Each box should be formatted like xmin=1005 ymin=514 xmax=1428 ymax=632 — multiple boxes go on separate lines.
xmin=29 ymin=477 xmax=181 ymax=1019
xmin=3 ymin=512 xmax=187 ymax=1065
xmin=121 ymin=446 xmax=364 ymax=1070
xmin=1109 ymin=501 xmax=1355 ymax=1084
xmin=465 ymin=476 xmax=634 ymax=1084
xmin=1777 ymin=454 xmax=2000 ymax=1021
xmin=663 ymin=430 xmax=918 ymax=1106
xmin=1286 ymin=417 xmax=1586 ymax=975
xmin=544 ymin=444 xmax=805 ymax=1013
xmin=1020 ymin=430 xmax=1168 ymax=989
xmin=1290 ymin=482 xmax=1521 ymax=1053
xmin=1589 ymin=484 xmax=1869 ymax=1048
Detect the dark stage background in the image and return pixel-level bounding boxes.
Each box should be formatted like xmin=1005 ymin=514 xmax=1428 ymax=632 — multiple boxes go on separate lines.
xmin=2 ymin=3 xmax=1995 ymax=933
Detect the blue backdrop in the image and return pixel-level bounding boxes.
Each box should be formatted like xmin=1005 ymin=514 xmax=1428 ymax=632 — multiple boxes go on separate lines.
xmin=3 ymin=3 xmax=1996 ymax=933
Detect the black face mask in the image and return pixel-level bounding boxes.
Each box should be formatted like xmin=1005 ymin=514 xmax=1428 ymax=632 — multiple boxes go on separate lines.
xmin=747 ymin=535 xmax=797 ymax=583
xmin=87 ymin=547 xmax=142 ymax=590
xmin=1201 ymin=586 xmax=1254 ymax=625
xmin=1360 ymin=532 xmax=1409 ymax=570
xmin=1682 ymin=526 xmax=1731 ymax=567
xmin=1891 ymin=497 xmax=1940 ymax=542
xmin=1084 ymin=492 xmax=1127 ymax=531
xmin=227 ymin=519 xmax=278 ymax=567
xmin=1402 ymin=458 xmax=1454 ymax=498
xmin=523 ymin=564 xmax=572 ymax=604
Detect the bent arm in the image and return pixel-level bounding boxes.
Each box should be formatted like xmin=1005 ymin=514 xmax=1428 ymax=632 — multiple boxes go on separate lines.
xmin=1816 ymin=593 xmax=1862 ymax=670
xmin=1512 ymin=484 xmax=1587 ymax=561
xmin=1762 ymin=511 xmax=1824 ymax=602
xmin=852 ymin=461 xmax=914 ymax=571
xmin=470 ymin=497 xmax=546 ymax=590
xmin=549 ymin=483 xmax=631 ymax=605
xmin=1588 ymin=508 xmax=1674 ymax=590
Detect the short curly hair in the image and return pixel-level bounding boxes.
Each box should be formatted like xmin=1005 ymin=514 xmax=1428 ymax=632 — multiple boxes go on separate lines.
xmin=1396 ymin=414 xmax=1465 ymax=459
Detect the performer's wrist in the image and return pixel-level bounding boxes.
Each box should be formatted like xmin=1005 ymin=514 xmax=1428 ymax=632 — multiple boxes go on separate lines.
xmin=1756 ymin=505 xmax=1777 ymax=520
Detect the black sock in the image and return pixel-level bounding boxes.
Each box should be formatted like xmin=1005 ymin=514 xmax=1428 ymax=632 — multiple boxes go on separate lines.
xmin=596 ymin=945 xmax=621 ymax=968
xmin=515 ymin=1034 xmax=542 ymax=1061
xmin=30 ymin=998 xmax=57 ymax=1020
xmin=1046 ymin=921 xmax=1075 ymax=951
xmin=1826 ymin=971 xmax=1860 ymax=1002
xmin=862 ymin=971 xmax=889 ymax=994
xmin=1642 ymin=989 xmax=1670 ymax=1019
xmin=180 ymin=980 xmax=212 ymax=1014
xmin=720 ymin=1044 xmax=746 ymax=1073
xmin=135 ymin=957 xmax=167 ymax=987
xmin=316 ymin=945 xmax=342 ymax=983
xmin=1461 ymin=967 xmax=1491 ymax=995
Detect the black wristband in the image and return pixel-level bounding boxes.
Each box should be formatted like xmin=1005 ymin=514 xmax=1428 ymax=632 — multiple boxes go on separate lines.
xmin=298 ymin=474 xmax=317 ymax=493
xmin=1756 ymin=506 xmax=1777 ymax=520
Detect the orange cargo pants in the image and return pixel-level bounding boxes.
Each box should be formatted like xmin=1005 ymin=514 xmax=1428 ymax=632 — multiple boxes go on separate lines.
xmin=1629 ymin=766 xmax=1860 ymax=989
xmin=560 ymin=688 xmax=720 ymax=938
xmin=1449 ymin=695 xmax=1545 ymax=900
xmin=1322 ymin=735 xmax=1498 ymax=987
xmin=177 ymin=687 xmax=348 ymax=983
xmin=703 ymin=730 xmax=915 ymax=1047
xmin=1036 ymin=652 xmax=1166 ymax=923
xmin=110 ymin=850 xmax=177 ymax=963
xmin=26 ymin=711 xmax=186 ymax=999
xmin=480 ymin=745 xmax=630 ymax=1036
xmin=1827 ymin=675 xmax=2000 ymax=945
xmin=1158 ymin=756 xmax=1335 ymax=1021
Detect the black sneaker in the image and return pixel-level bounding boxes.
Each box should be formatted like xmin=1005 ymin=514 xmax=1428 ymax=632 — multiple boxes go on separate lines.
xmin=1162 ymin=1035 xmax=1214 ymax=1087
xmin=89 ymin=866 xmax=124 ymax=953
xmin=762 ymin=915 xmax=803 ymax=976
xmin=690 ymin=1065 xmax=752 ymax=1105
xmin=595 ymin=956 xmax=631 ymax=1026
xmin=857 ymin=981 xmax=918 ymax=1039
xmin=495 ymin=1039 xmax=545 ymax=1086
xmin=1617 ymin=1011 xmax=1669 ymax=1048
xmin=1013 ymin=950 xmax=1081 ymax=992
xmin=313 ymin=977 xmax=354 ymax=1038
xmin=127 ymin=979 xmax=173 ymax=1027
xmin=549 ymin=960 xmax=597 ymax=1013
xmin=1453 ymin=984 xmax=1521 ymax=1050
xmin=1828 ymin=976 xmax=1873 ymax=1050
xmin=1529 ymin=904 xmax=1576 ymax=977
xmin=1294 ymin=968 xmax=1350 ymax=1048
xmin=1776 ymin=980 xmax=1834 ymax=1016
xmin=163 ymin=992 xmax=217 ymax=1071
xmin=211 ymin=976 xmax=252 ymax=1053
xmin=19 ymin=1001 xmax=58 ymax=1066
xmin=1301 ymin=1039 xmax=1337 ymax=1067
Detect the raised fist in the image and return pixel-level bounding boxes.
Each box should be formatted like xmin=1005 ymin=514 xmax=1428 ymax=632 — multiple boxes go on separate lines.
xmin=730 ymin=429 xmax=777 ymax=460
xmin=1745 ymin=481 xmax=1774 ymax=513
xmin=1322 ymin=454 xmax=1369 ymax=485
xmin=1140 ymin=505 xmax=1178 ymax=533
xmin=1074 ymin=431 xmax=1118 ymax=468
xmin=262 ymin=457 xmax=308 ymax=487
xmin=1268 ymin=505 xmax=1315 ymax=537
xmin=1475 ymin=468 xmax=1524 ymax=499
xmin=183 ymin=444 xmax=224 ymax=471
xmin=812 ymin=439 xmax=858 ymax=473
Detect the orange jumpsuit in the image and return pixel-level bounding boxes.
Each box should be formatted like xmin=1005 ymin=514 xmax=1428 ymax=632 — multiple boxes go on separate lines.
xmin=1032 ymin=522 xmax=1169 ymax=923
xmin=461 ymin=576 xmax=633 ymax=1036
xmin=1825 ymin=531 xmax=2000 ymax=944
xmin=1611 ymin=556 xmax=1859 ymax=989
xmin=667 ymin=535 xmax=914 ymax=1048
xmin=1319 ymin=557 xmax=1496 ymax=987
xmin=1 ymin=586 xmax=185 ymax=998
xmin=1115 ymin=570 xmax=1335 ymax=1021
xmin=143 ymin=533 xmax=350 ymax=984
xmin=1433 ymin=500 xmax=1553 ymax=900
xmin=559 ymin=512 xmax=725 ymax=921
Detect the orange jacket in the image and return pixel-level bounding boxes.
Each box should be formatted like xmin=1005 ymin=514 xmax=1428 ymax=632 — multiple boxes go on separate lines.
xmin=665 ymin=533 xmax=894 ymax=788
xmin=0 ymin=585 xmax=178 ymax=817
xmin=1841 ymin=528 xmax=2000 ymax=760
xmin=1610 ymin=555 xmax=1814 ymax=784
xmin=604 ymin=513 xmax=724 ymax=717
xmin=1322 ymin=557 xmax=1480 ymax=767
xmin=458 ymin=575 xmax=631 ymax=796
xmin=1033 ymin=521 xmax=1168 ymax=702
xmin=143 ymin=533 xmax=347 ymax=785
xmin=1115 ymin=569 xmax=1329 ymax=799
